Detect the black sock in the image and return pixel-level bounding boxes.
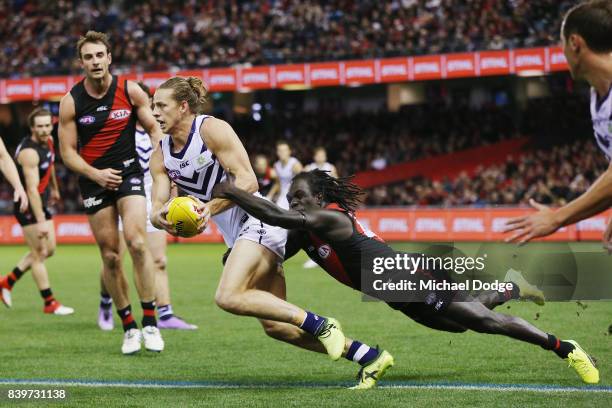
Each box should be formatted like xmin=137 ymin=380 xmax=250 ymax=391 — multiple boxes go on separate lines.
xmin=117 ymin=305 xmax=138 ymax=332
xmin=543 ymin=334 xmax=574 ymax=359
xmin=497 ymin=281 xmax=521 ymax=303
xmin=7 ymin=267 xmax=25 ymax=289
xmin=141 ymin=301 xmax=157 ymax=327
xmin=40 ymin=288 xmax=54 ymax=306
xmin=100 ymin=292 xmax=112 ymax=310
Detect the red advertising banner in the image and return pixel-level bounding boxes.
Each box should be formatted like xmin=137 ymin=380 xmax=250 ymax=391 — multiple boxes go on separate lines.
xmin=0 ymin=47 xmax=569 ymax=101
xmin=309 ymin=62 xmax=342 ymax=87
xmin=444 ymin=53 xmax=476 ymax=79
xmin=0 ymin=206 xmax=607 ymax=245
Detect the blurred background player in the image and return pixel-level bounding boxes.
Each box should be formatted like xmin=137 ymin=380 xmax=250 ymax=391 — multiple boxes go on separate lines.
xmin=253 ymin=154 xmax=276 ymax=197
xmin=302 ymin=146 xmax=337 ymax=268
xmin=58 ymin=31 xmax=165 ymax=354
xmin=267 ymin=141 xmax=302 ymax=209
xmin=98 ymin=82 xmax=196 ymax=331
xmin=304 ymin=147 xmax=338 ymax=177
xmin=0 ymin=108 xmax=73 ymax=315
xmin=149 ymin=76 xmax=347 ymax=362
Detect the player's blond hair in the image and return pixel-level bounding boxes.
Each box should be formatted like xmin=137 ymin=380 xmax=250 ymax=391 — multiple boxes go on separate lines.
xmin=76 ymin=31 xmax=111 ymax=59
xmin=158 ymin=77 xmax=208 ymax=114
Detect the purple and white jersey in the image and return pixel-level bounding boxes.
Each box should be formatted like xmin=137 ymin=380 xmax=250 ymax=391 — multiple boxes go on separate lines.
xmin=591 ymin=86 xmax=612 ymax=160
xmin=160 ymin=114 xmax=226 ymax=202
xmin=135 ymin=127 xmax=153 ymax=188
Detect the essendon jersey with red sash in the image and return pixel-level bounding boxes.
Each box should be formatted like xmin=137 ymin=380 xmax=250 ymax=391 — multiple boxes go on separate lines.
xmin=15 ymin=137 xmax=54 ymax=194
xmin=70 ymin=75 xmax=139 ymax=175
xmin=302 ymin=209 xmax=395 ymax=290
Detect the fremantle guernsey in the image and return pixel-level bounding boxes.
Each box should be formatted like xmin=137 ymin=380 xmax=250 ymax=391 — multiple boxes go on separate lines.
xmin=70 ymin=75 xmax=139 ymax=177
xmin=161 ymin=114 xmax=288 ymax=257
xmin=591 ymin=85 xmax=612 ymax=160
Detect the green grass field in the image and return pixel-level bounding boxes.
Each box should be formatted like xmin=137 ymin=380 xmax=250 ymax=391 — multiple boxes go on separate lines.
xmin=0 ymin=242 xmax=611 ymax=407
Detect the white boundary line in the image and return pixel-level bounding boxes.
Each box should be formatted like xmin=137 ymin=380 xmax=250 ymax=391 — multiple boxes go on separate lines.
xmin=0 ymin=379 xmax=611 ymax=393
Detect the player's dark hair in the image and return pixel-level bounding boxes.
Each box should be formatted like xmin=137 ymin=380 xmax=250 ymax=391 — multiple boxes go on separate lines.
xmin=158 ymin=76 xmax=208 ymax=114
xmin=77 ymin=31 xmax=111 ymax=58
xmin=563 ymin=0 xmax=612 ymax=53
xmin=137 ymin=81 xmax=151 ymax=98
xmin=27 ymin=107 xmax=52 ymax=128
xmin=294 ymin=169 xmax=363 ymax=212
xmin=276 ymin=140 xmax=290 ymax=148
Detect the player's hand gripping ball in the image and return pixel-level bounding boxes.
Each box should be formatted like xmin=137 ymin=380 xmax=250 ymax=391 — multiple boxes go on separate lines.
xmin=165 ymin=196 xmax=210 ymax=238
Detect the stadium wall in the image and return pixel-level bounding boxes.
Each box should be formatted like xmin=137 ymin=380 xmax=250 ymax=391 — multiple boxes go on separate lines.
xmin=0 ymin=208 xmax=608 ymax=245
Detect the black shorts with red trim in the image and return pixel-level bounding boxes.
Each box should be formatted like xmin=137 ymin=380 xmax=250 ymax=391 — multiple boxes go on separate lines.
xmin=78 ymin=170 xmax=145 ymax=215
xmin=14 ymin=201 xmax=52 ymax=227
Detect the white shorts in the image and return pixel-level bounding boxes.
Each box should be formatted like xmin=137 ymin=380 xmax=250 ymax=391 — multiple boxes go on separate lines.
xmin=213 ymin=196 xmax=287 ymax=260
xmin=118 ymin=179 xmax=158 ymax=233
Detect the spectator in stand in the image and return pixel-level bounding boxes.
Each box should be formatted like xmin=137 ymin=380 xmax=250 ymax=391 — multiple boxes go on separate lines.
xmin=0 ymin=1 xmax=577 ymax=78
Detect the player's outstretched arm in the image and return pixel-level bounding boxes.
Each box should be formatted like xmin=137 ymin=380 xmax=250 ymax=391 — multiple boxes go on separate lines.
xmin=0 ymin=137 xmax=28 ymax=212
xmin=58 ymin=94 xmax=122 ymax=190
xmin=201 ymin=118 xmax=258 ymax=216
xmin=149 ymin=146 xmax=176 ymax=235
xmin=212 ymin=182 xmax=352 ymax=239
xmin=128 ymin=81 xmax=163 ymax=146
xmin=504 ymin=162 xmax=612 ymax=244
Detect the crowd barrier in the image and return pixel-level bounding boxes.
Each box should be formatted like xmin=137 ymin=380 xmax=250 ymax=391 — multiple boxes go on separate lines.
xmin=0 ymin=207 xmax=608 ymax=245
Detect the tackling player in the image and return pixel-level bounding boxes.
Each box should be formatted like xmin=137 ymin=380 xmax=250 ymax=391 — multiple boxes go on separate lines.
xmin=0 ymin=108 xmax=73 ymax=314
xmin=58 ymin=31 xmax=165 ymax=354
xmin=149 ymin=76 xmax=349 ymax=364
xmin=213 ymin=170 xmax=599 ymax=385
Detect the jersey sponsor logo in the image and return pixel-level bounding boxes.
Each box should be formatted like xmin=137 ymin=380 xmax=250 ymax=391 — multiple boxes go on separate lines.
xmin=194 ymin=151 xmax=214 ymax=171
xmin=131 ymin=186 xmax=141 ymax=191
xmin=129 ymin=177 xmax=141 ymax=185
xmin=109 ymin=109 xmax=131 ymax=120
xmin=78 ymin=115 xmax=96 ymax=125
xmin=123 ymin=158 xmax=135 ymax=168
xmin=180 ymin=160 xmax=190 ymax=169
xmin=256 ymin=228 xmax=267 ymax=235
xmin=317 ymin=244 xmax=331 ymax=259
xmin=96 ymin=105 xmax=109 ymax=112
xmin=83 ymin=196 xmax=103 ymax=208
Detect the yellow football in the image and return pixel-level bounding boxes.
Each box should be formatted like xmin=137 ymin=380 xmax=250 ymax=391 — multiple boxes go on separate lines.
xmin=166 ymin=196 xmax=205 ymax=238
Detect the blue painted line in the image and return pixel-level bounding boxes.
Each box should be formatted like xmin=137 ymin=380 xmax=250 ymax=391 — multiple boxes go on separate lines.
xmin=0 ymin=378 xmax=610 ymax=393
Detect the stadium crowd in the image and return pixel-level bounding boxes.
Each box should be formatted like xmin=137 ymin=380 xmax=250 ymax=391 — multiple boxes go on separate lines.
xmin=365 ymin=140 xmax=608 ymax=207
xmin=0 ymin=0 xmax=575 ymax=78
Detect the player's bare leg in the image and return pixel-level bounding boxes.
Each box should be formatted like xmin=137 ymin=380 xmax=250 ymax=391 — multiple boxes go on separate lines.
xmin=117 ymin=195 xmax=163 ymax=352
xmin=256 ymin=264 xmax=326 ymax=353
xmin=254 ymin=263 xmax=393 ymax=388
xmin=3 ymin=220 xmax=73 ymax=315
xmin=89 ymin=205 xmax=144 ymax=354
xmin=216 ymin=239 xmax=346 ymax=360
xmin=145 ymin=231 xmax=196 ymax=330
xmin=442 ymin=301 xmax=598 ymax=383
